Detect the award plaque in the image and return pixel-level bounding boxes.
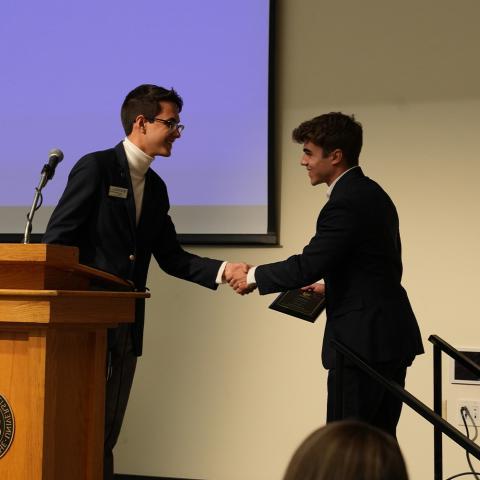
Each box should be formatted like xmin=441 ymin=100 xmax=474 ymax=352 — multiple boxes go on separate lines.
xmin=269 ymin=289 xmax=326 ymax=322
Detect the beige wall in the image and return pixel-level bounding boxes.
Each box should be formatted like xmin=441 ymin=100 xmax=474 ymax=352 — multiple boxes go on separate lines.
xmin=115 ymin=1 xmax=480 ymax=478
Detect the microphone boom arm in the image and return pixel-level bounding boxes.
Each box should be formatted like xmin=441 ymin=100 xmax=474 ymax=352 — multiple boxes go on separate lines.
xmin=22 ymin=149 xmax=63 ymax=244
xmin=23 ymin=168 xmax=50 ymax=244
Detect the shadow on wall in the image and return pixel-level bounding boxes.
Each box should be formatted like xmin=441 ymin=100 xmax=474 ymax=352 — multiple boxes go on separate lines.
xmin=277 ymin=0 xmax=480 ymax=107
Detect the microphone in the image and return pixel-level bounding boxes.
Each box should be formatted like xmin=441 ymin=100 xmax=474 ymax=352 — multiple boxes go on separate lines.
xmin=41 ymin=148 xmax=64 ymax=180
xmin=23 ymin=148 xmax=65 ymax=243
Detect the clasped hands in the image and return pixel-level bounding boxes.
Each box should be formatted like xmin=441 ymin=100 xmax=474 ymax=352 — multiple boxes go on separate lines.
xmin=223 ymin=262 xmax=326 ymax=296
xmin=223 ymin=262 xmax=256 ymax=295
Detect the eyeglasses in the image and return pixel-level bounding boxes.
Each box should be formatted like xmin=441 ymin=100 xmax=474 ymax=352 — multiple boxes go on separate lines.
xmin=152 ymin=118 xmax=185 ymax=133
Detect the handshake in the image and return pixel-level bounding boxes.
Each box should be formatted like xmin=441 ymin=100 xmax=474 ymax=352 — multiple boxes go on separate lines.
xmin=222 ymin=262 xmax=326 ymax=297
xmin=222 ymin=262 xmax=256 ymax=295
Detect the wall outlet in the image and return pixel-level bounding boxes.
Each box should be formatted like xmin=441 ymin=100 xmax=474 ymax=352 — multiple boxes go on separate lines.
xmin=457 ymin=399 xmax=480 ymax=427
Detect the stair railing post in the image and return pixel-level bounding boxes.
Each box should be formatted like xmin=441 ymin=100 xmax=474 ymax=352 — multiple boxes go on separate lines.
xmin=433 ymin=343 xmax=443 ymax=480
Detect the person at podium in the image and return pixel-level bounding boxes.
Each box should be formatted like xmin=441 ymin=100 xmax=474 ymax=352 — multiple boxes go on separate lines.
xmin=43 ymin=84 xmax=246 ymax=480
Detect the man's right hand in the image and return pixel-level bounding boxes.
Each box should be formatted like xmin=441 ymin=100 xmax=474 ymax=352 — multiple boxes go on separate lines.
xmin=223 ymin=262 xmax=256 ymax=295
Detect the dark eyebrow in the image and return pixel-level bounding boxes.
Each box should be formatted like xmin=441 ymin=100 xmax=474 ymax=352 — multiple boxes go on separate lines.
xmin=303 ymin=148 xmax=312 ymax=154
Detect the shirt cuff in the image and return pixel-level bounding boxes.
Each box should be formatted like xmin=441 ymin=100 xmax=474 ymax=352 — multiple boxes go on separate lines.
xmin=216 ymin=261 xmax=228 ymax=284
xmin=247 ymin=266 xmax=257 ymax=286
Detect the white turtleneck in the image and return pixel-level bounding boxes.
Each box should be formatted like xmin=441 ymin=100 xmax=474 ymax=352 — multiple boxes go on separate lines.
xmin=123 ymin=137 xmax=153 ymax=225
xmin=122 ymin=137 xmax=227 ymax=283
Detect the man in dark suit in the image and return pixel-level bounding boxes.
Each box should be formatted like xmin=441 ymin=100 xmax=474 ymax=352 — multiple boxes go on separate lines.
xmin=228 ymin=112 xmax=424 ymax=437
xmin=43 ymin=84 xmax=245 ymax=479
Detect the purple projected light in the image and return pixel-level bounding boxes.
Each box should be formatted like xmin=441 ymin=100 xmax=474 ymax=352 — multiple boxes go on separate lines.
xmin=1 ymin=0 xmax=269 ymax=209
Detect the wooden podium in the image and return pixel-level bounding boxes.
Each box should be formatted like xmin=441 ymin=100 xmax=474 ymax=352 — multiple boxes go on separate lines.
xmin=0 ymin=244 xmax=148 ymax=479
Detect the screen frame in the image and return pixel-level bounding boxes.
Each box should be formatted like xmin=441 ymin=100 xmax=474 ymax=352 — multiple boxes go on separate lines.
xmin=0 ymin=0 xmax=278 ymax=247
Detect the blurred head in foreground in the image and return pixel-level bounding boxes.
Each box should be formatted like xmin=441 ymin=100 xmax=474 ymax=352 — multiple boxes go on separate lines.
xmin=283 ymin=420 xmax=409 ymax=480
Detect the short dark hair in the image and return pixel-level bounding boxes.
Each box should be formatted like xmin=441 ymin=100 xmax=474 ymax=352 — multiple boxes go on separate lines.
xmin=120 ymin=84 xmax=183 ymax=135
xmin=292 ymin=112 xmax=363 ymax=167
xmin=283 ymin=421 xmax=409 ymax=480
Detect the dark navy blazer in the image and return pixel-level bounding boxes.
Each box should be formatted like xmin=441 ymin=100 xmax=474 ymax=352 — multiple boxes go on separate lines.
xmin=43 ymin=142 xmax=222 ymax=356
xmin=255 ymin=167 xmax=424 ymax=369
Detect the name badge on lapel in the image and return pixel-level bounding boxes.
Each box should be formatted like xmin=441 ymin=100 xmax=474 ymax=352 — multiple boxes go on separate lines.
xmin=108 ymin=186 xmax=128 ymax=199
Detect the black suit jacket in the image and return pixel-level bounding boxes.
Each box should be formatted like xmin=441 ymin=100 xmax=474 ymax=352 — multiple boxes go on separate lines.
xmin=43 ymin=142 xmax=222 ymax=355
xmin=255 ymin=167 xmax=424 ymax=369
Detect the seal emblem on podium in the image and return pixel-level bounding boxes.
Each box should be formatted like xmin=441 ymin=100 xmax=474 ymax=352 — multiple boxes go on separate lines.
xmin=0 ymin=394 xmax=15 ymax=458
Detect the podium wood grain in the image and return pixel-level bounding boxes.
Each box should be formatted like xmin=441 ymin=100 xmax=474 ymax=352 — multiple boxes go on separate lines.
xmin=0 ymin=328 xmax=106 ymax=479
xmin=0 ymin=245 xmax=148 ymax=480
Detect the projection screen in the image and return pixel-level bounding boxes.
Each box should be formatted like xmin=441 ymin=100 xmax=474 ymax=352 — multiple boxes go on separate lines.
xmin=0 ymin=0 xmax=276 ymax=244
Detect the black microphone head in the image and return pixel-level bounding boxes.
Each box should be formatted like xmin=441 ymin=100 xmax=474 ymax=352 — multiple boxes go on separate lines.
xmin=48 ymin=148 xmax=64 ymax=163
xmin=44 ymin=148 xmax=64 ymax=180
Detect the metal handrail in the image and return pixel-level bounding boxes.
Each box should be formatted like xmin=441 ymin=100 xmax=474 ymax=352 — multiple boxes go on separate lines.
xmin=331 ymin=339 xmax=480 ymax=480
xmin=429 ymin=334 xmax=480 ymax=479
xmin=429 ymin=335 xmax=480 ymax=378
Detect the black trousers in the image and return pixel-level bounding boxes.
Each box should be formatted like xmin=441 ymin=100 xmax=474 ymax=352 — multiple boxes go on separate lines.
xmin=104 ymin=325 xmax=137 ymax=480
xmin=327 ymin=362 xmax=408 ymax=438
